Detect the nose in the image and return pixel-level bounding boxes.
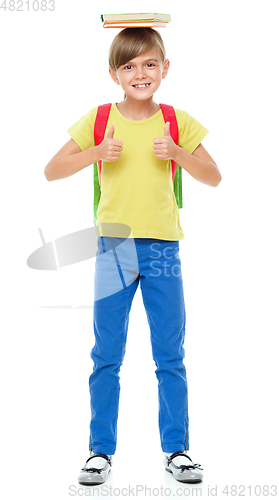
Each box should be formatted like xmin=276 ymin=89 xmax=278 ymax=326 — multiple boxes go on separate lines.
xmin=134 ymin=67 xmax=147 ymax=80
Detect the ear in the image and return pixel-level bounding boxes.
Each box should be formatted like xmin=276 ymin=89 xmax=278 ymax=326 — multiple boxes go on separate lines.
xmin=162 ymin=59 xmax=170 ymax=80
xmin=109 ymin=68 xmax=120 ymax=85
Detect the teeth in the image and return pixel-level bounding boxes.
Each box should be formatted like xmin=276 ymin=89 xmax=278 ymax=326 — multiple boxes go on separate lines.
xmin=134 ymin=83 xmax=150 ymax=88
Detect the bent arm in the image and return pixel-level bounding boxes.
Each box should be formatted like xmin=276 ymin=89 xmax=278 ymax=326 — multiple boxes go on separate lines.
xmin=173 ymin=143 xmax=222 ymax=187
xmin=44 ymin=139 xmax=101 ymax=181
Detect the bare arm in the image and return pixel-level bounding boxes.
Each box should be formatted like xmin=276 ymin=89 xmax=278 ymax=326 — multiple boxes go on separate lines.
xmin=175 ymin=142 xmax=222 ymax=187
xmin=44 ymin=126 xmax=123 ymax=182
xmin=44 ymin=139 xmax=100 ymax=181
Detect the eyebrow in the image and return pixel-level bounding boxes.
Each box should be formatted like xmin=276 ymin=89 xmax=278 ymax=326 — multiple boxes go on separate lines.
xmin=124 ymin=58 xmax=159 ymax=65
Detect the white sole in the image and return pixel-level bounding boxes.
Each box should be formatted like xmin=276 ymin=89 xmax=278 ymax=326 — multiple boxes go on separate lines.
xmin=78 ymin=467 xmax=111 ymax=485
xmin=165 ymin=466 xmax=203 ymax=483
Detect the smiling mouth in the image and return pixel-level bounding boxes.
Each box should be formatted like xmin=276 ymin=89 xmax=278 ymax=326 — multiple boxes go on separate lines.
xmin=132 ymin=83 xmax=151 ymax=88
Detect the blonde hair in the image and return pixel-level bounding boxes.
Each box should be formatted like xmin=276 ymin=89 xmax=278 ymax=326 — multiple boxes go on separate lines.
xmin=109 ymin=28 xmax=166 ymax=98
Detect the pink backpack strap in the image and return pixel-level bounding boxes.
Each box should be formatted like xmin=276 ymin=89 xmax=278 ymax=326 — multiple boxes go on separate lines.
xmin=159 ymin=104 xmax=179 ymax=181
xmin=94 ymin=103 xmax=112 ymax=184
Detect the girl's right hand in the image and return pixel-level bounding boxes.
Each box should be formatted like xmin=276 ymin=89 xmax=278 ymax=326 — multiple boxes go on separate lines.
xmin=97 ymin=125 xmax=123 ymax=162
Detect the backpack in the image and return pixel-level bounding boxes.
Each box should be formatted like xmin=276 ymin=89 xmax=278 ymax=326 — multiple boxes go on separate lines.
xmin=93 ymin=103 xmax=183 ymax=226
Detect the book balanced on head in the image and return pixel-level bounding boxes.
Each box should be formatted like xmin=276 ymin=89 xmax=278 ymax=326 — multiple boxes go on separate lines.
xmin=101 ymin=12 xmax=171 ymax=29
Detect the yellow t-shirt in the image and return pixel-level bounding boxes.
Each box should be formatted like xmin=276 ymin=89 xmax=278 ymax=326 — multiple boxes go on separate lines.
xmin=67 ymin=103 xmax=209 ymax=241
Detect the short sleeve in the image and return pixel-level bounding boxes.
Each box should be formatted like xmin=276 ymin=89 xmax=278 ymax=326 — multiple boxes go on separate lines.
xmin=175 ymin=108 xmax=209 ymax=154
xmin=66 ymin=107 xmax=98 ymax=151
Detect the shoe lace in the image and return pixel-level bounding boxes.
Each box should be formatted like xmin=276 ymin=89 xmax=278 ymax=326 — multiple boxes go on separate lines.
xmin=82 ymin=466 xmax=103 ymax=474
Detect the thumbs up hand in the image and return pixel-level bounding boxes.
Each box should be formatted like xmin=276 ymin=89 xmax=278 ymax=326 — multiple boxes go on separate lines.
xmin=97 ymin=124 xmax=123 ymax=162
xmin=153 ymin=122 xmax=178 ymax=161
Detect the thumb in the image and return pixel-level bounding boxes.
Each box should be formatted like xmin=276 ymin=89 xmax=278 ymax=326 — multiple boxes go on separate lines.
xmin=106 ymin=124 xmax=114 ymax=139
xmin=164 ymin=122 xmax=171 ymax=137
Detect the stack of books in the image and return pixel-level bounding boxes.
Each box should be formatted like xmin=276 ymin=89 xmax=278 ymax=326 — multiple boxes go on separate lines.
xmin=101 ymin=13 xmax=171 ymax=29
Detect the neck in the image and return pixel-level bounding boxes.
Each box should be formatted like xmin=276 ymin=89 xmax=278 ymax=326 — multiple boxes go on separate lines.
xmin=117 ymin=96 xmax=160 ymax=120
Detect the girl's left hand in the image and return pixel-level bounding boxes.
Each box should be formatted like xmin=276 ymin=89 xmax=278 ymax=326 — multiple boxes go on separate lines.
xmin=153 ymin=122 xmax=178 ymax=161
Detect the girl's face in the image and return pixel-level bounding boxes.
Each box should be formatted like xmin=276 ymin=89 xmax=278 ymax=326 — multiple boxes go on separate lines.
xmin=109 ymin=49 xmax=170 ymax=101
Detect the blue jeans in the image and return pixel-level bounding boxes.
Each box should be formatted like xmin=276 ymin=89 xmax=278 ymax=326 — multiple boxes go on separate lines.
xmin=89 ymin=236 xmax=189 ymax=455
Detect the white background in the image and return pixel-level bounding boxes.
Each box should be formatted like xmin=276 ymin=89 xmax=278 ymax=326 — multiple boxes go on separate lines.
xmin=1 ymin=0 xmax=278 ymax=498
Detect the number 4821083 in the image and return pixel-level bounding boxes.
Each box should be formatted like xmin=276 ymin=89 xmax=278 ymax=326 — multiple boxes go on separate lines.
xmin=0 ymin=0 xmax=55 ymax=11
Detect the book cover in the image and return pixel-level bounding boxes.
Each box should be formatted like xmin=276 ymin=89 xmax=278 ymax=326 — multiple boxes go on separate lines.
xmin=101 ymin=13 xmax=171 ymax=23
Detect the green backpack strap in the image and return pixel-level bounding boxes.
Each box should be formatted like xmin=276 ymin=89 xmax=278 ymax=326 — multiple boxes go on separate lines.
xmin=173 ymin=162 xmax=183 ymax=209
xmin=93 ymin=162 xmax=100 ymax=226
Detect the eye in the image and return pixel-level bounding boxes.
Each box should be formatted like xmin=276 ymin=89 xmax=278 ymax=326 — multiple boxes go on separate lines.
xmin=123 ymin=65 xmax=133 ymax=70
xmin=146 ymin=63 xmax=155 ymax=67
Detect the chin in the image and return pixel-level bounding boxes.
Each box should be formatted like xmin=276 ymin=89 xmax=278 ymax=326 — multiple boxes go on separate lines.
xmin=129 ymin=92 xmax=154 ymax=100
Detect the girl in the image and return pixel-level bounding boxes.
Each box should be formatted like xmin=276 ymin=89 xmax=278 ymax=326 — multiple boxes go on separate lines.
xmin=45 ymin=27 xmax=221 ymax=485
